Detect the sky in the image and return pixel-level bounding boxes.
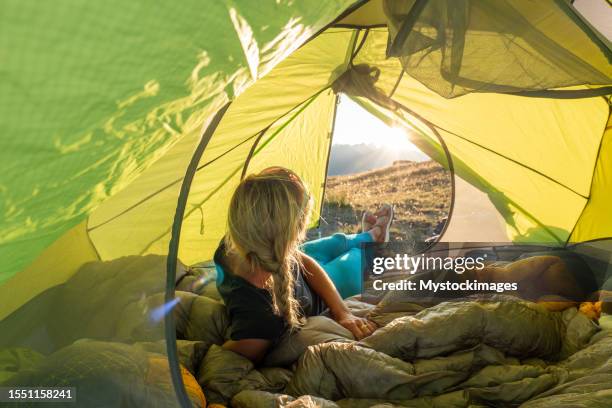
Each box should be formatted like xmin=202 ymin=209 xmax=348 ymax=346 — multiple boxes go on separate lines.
xmin=332 ymin=95 xmax=420 ymax=151
xmin=332 ymin=0 xmax=611 ymax=156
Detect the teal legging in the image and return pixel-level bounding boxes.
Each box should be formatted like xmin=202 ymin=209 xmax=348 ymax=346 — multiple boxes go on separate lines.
xmin=301 ymin=232 xmax=373 ymax=299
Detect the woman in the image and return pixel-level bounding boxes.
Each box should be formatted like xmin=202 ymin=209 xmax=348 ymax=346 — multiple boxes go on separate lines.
xmin=214 ymin=167 xmax=392 ymax=363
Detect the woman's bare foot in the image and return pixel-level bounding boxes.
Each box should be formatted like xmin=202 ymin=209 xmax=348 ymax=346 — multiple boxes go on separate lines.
xmin=368 ymin=221 xmax=387 ymax=243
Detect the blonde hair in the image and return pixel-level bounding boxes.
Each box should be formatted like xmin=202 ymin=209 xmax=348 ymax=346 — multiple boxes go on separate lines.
xmin=225 ymin=167 xmax=312 ymax=329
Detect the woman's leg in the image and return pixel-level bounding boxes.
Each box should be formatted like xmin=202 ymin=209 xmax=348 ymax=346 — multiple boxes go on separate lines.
xmin=322 ymin=247 xmax=364 ymax=299
xmin=300 ymin=207 xmax=392 ymax=298
xmin=300 ymin=232 xmax=373 ymax=299
xmin=300 ymin=232 xmax=373 ymax=265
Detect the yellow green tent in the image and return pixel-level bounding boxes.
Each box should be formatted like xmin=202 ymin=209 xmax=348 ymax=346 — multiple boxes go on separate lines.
xmin=1 ymin=0 xmax=611 ymax=406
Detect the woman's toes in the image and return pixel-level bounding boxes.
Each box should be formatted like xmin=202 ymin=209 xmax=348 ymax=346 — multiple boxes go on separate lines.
xmin=374 ymin=204 xmax=392 ymax=218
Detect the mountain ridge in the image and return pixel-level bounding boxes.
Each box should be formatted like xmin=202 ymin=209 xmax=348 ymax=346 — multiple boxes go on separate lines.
xmin=327 ymin=143 xmax=428 ymax=176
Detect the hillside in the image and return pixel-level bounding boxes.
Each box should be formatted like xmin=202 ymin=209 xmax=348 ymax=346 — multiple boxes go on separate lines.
xmin=327 ymin=143 xmax=428 ymax=176
xmin=308 ymin=160 xmax=452 ymax=243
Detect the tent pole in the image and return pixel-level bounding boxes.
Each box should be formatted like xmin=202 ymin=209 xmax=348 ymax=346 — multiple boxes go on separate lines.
xmin=316 ymin=93 xmax=341 ymax=229
xmin=387 ymin=0 xmax=428 ymax=56
xmin=299 ymin=0 xmax=371 ymax=49
xmin=391 ymin=104 xmax=457 ymax=248
xmin=240 ymin=126 xmax=271 ymax=180
xmin=165 ymin=102 xmax=231 ymax=408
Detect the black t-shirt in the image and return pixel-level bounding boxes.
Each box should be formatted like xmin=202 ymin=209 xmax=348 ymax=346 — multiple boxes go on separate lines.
xmin=214 ymin=242 xmax=326 ymax=341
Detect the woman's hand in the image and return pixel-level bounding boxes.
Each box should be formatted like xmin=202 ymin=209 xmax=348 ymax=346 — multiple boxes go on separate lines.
xmin=296 ymin=252 xmax=378 ymax=340
xmin=335 ymin=313 xmax=377 ymax=340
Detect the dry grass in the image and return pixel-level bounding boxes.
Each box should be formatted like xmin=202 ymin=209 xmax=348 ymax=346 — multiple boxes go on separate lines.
xmin=307 ymin=160 xmax=452 ymax=242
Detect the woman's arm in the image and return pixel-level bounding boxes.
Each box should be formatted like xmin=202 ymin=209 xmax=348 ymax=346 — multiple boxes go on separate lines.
xmin=298 ymin=251 xmax=376 ymax=339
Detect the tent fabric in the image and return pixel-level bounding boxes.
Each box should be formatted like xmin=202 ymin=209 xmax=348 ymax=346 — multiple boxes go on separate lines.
xmin=346 ymin=27 xmax=609 ymax=243
xmin=385 ymin=0 xmax=612 ymax=98
xmin=0 ymin=220 xmax=98 ymax=321
xmin=85 ymin=28 xmax=353 ymax=265
xmin=571 ymin=112 xmax=612 ymax=243
xmin=0 ymin=0 xmax=611 ymax=406
xmin=1 ymin=0 xmax=609 ymax=305
xmin=0 ymin=0 xmax=356 ymax=284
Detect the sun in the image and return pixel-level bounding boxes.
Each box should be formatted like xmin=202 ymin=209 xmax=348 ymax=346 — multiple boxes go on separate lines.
xmin=332 ymin=94 xmax=420 ymax=153
xmin=377 ymin=126 xmax=419 ymax=151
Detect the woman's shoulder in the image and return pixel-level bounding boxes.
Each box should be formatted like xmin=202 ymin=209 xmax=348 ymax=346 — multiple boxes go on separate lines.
xmin=215 ymin=261 xmax=272 ymax=309
xmin=221 ymin=281 xmax=278 ymax=324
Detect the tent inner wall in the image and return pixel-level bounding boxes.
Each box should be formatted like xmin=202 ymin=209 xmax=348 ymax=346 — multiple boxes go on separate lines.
xmin=571 ymin=111 xmax=612 ymax=243
xmin=0 ymin=26 xmax=356 ymax=351
xmin=173 ymin=29 xmax=356 ymax=265
xmin=349 ymin=95 xmax=508 ymax=243
xmin=350 ymin=28 xmax=610 ymax=244
xmin=179 ymin=90 xmax=337 ymax=265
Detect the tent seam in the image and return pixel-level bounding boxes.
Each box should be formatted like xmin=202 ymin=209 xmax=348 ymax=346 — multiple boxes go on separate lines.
xmin=428 ymin=123 xmax=589 ymax=200
xmin=84 ymin=217 xmax=102 ymax=260
xmin=334 ymin=23 xmax=387 ymax=29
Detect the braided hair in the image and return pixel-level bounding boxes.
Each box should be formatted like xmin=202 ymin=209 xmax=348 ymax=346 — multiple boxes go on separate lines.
xmin=225 ymin=167 xmax=312 ymax=329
